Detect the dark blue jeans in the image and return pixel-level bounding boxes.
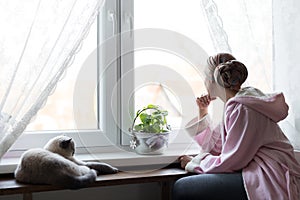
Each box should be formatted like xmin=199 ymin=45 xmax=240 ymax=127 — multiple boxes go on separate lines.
xmin=172 ymin=173 xmax=248 ymax=200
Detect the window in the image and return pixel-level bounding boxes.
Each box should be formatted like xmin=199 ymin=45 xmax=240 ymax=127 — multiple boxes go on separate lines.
xmin=10 ymin=0 xmax=276 ymax=153
xmin=10 ymin=0 xmax=121 ymax=151
xmin=26 ymin=18 xmax=98 ymax=131
xmin=132 ymin=0 xmax=272 ymax=140
xmin=133 ymin=0 xmax=211 ymax=132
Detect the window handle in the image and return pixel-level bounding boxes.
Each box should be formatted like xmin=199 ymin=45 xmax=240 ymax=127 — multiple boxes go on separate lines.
xmin=125 ymin=13 xmax=133 ymax=38
xmin=108 ymin=10 xmax=116 ymax=35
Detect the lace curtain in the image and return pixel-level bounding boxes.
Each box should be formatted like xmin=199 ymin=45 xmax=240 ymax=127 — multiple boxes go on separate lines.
xmin=199 ymin=0 xmax=272 ymax=123
xmin=200 ymin=0 xmax=232 ymax=53
xmin=0 ymin=0 xmax=104 ymax=159
xmin=202 ymin=0 xmax=300 ymax=149
xmin=273 ymin=0 xmax=300 ymax=149
xmin=201 ymin=0 xmax=272 ymax=90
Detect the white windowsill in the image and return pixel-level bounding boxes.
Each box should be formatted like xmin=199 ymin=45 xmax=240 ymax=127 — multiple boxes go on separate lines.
xmin=2 ymin=144 xmax=299 ymax=175
xmin=0 ymin=143 xmax=201 ymax=174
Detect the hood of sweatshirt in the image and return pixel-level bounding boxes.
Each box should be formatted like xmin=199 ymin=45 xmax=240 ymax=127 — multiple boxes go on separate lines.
xmin=226 ymin=87 xmax=289 ymax=122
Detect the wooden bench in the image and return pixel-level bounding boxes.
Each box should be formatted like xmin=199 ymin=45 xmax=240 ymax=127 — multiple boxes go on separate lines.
xmin=0 ymin=167 xmax=189 ymax=200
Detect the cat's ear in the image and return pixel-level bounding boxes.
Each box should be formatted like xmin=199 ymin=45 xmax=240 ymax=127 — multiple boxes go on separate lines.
xmin=60 ymin=138 xmax=72 ymax=149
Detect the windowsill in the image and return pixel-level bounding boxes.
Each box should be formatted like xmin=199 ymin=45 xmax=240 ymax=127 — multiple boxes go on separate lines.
xmin=0 ymin=143 xmax=201 ymax=174
xmin=3 ymin=142 xmax=299 ymax=175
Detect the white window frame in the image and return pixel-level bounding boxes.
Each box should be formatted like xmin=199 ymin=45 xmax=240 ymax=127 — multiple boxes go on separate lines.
xmin=5 ymin=0 xmax=297 ymax=175
xmin=6 ymin=0 xmax=126 ymax=155
xmin=4 ymin=0 xmax=201 ymax=158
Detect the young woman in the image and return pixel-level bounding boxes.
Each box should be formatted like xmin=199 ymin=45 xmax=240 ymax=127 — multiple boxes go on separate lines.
xmin=173 ymin=53 xmax=300 ymax=200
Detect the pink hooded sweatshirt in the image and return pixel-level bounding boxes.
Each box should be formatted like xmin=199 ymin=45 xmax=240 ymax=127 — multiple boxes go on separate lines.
xmin=185 ymin=87 xmax=300 ymax=200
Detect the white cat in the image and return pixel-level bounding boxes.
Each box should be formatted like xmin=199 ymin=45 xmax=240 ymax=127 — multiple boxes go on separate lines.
xmin=15 ymin=135 xmax=118 ymax=189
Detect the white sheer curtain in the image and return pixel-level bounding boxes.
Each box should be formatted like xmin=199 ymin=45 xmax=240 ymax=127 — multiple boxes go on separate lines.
xmin=0 ymin=0 xmax=104 ymax=159
xmin=201 ymin=0 xmax=272 ymax=91
xmin=273 ymin=0 xmax=300 ymax=150
xmin=202 ymin=0 xmax=300 ymax=150
xmin=199 ymin=0 xmax=272 ymax=129
xmin=200 ymin=0 xmax=232 ymax=53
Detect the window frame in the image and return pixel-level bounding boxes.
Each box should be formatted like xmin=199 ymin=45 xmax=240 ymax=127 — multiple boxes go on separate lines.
xmin=6 ymin=0 xmax=124 ymax=154
xmin=6 ymin=0 xmax=280 ymax=158
xmin=4 ymin=0 xmax=211 ymax=156
xmin=3 ymin=0 xmax=297 ymax=175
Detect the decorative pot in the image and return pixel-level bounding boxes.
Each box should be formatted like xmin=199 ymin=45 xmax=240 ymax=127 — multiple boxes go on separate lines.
xmin=129 ymin=104 xmax=171 ymax=155
xmin=132 ymin=131 xmax=170 ymax=155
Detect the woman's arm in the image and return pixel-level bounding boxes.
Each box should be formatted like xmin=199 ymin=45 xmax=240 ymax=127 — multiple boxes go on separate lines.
xmin=185 ymin=95 xmax=222 ymax=154
xmin=186 ymin=103 xmax=264 ymax=173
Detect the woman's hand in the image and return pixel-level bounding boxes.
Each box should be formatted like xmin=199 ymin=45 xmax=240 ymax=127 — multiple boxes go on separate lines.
xmin=196 ymin=94 xmax=216 ymax=119
xmin=179 ymin=155 xmax=193 ymax=169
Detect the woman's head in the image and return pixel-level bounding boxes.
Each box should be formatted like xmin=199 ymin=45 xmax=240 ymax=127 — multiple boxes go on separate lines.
xmin=207 ymin=53 xmax=236 ymax=75
xmin=205 ymin=53 xmax=248 ymax=100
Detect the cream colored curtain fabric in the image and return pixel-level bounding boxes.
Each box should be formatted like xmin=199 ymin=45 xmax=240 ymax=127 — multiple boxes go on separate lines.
xmin=0 ymin=0 xmax=104 ymax=158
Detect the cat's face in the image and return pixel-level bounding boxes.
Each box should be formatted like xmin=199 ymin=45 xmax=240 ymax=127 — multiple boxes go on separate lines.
xmin=44 ymin=135 xmax=75 ymax=157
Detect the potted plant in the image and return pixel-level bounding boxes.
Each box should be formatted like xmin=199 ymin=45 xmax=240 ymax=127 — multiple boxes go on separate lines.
xmin=129 ymin=104 xmax=171 ymax=155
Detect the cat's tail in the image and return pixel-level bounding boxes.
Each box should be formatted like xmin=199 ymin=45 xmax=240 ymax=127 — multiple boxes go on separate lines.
xmin=62 ymin=169 xmax=97 ymax=189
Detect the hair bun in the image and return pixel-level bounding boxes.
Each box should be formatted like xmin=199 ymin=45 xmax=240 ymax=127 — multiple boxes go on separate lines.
xmin=214 ymin=60 xmax=248 ymax=89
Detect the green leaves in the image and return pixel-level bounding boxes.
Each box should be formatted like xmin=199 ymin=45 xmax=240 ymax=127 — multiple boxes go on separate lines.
xmin=146 ymin=104 xmax=157 ymax=109
xmin=133 ymin=104 xmax=171 ymax=133
xmin=140 ymin=113 xmax=151 ymax=124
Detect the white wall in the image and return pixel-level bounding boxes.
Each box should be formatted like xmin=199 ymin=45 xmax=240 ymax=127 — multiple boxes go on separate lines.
xmin=273 ymin=0 xmax=300 ymax=149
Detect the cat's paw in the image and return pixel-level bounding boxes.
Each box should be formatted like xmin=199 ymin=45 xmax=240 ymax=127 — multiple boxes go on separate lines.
xmin=86 ymin=162 xmax=119 ymax=175
xmin=109 ymin=166 xmax=119 ymax=174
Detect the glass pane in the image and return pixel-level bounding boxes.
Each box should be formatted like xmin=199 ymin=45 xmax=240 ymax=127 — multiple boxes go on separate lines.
xmin=133 ymin=50 xmax=206 ymax=129
xmin=26 ymin=21 xmax=98 ymax=131
xmin=134 ymin=0 xmax=212 ymax=129
xmin=133 ymin=0 xmax=272 ymax=129
xmin=213 ymin=0 xmax=273 ymax=91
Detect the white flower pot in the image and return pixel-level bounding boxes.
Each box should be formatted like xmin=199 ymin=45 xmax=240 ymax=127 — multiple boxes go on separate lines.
xmin=133 ymin=131 xmax=170 ymax=155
